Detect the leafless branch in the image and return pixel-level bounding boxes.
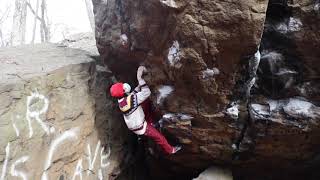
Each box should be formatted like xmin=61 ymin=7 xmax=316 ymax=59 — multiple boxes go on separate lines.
xmin=26 ymin=1 xmax=41 ymax=21
xmin=28 ymin=0 xmax=40 ymax=43
xmin=26 ymin=0 xmax=50 ymax=43
xmin=0 ymin=7 xmax=11 ymax=24
xmin=11 ymin=0 xmax=28 ymax=45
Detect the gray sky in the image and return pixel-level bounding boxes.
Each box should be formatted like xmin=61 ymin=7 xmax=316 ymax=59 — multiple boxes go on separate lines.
xmin=0 ymin=0 xmax=92 ymax=44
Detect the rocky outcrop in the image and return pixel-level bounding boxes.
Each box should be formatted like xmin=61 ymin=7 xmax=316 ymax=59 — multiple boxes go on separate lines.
xmin=0 ymin=44 xmax=130 ymax=179
xmin=193 ymin=166 xmax=233 ymax=180
xmin=60 ymin=32 xmax=100 ymax=56
xmin=258 ymin=0 xmax=320 ymax=101
xmin=93 ymin=0 xmax=320 ymax=179
xmin=290 ymin=0 xmax=320 ymax=101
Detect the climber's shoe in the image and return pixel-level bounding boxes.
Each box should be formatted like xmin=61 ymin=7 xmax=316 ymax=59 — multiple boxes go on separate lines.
xmin=232 ymin=143 xmax=240 ymax=152
xmin=172 ymin=145 xmax=182 ymax=154
xmin=232 ymin=144 xmax=237 ymax=150
xmin=148 ymin=147 xmax=155 ymax=155
xmin=152 ymin=121 xmax=161 ymax=129
xmin=137 ymin=136 xmax=143 ymax=143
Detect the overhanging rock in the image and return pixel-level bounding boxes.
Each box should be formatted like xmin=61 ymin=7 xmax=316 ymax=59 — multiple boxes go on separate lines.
xmin=92 ymin=0 xmax=320 ymax=179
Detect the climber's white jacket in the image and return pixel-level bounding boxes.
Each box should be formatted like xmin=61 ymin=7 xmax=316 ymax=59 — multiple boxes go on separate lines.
xmin=118 ymin=77 xmax=151 ymax=135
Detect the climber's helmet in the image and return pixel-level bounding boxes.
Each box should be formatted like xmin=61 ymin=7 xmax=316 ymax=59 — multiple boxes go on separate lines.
xmin=110 ymin=82 xmax=131 ymax=98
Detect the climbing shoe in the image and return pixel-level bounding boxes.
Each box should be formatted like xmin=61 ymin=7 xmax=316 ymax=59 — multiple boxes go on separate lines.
xmin=172 ymin=145 xmax=182 ymax=154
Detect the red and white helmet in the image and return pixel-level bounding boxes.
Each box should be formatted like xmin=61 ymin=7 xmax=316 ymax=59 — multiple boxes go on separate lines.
xmin=110 ymin=83 xmax=131 ymax=98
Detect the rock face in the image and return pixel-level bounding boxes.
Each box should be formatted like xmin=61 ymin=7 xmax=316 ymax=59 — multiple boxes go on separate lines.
xmin=0 ymin=44 xmax=129 ymax=179
xmin=93 ymin=0 xmax=320 ymax=179
xmin=290 ymin=0 xmax=320 ymax=101
xmin=60 ymin=32 xmax=100 ymax=56
xmin=258 ymin=0 xmax=320 ymax=101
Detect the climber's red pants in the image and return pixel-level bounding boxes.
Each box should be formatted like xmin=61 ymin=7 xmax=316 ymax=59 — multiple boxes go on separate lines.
xmin=144 ymin=123 xmax=174 ymax=154
xmin=141 ymin=100 xmax=174 ymax=154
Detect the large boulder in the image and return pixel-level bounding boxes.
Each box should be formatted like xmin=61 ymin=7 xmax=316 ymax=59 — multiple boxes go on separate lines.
xmin=93 ymin=0 xmax=320 ymax=179
xmin=0 ymin=44 xmax=130 ymax=179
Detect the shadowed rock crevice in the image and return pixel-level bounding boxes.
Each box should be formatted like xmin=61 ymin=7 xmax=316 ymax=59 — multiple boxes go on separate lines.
xmin=258 ymin=1 xmax=304 ymax=98
xmin=233 ymin=1 xmax=320 ymax=179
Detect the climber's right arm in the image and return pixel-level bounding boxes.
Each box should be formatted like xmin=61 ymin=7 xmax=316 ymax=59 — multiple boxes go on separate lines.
xmin=135 ymin=66 xmax=151 ymax=104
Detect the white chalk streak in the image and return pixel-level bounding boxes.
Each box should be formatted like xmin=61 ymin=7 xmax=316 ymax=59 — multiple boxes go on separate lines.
xmin=41 ymin=128 xmax=79 ymax=180
xmin=276 ymin=17 xmax=302 ymax=33
xmin=261 ymin=51 xmax=283 ymax=61
xmin=283 ymin=99 xmax=314 ymax=118
xmin=0 ymin=143 xmax=10 ymax=180
xmin=251 ymin=104 xmax=270 ymax=116
xmin=26 ymin=91 xmax=51 ymax=138
xmin=157 ymin=85 xmax=174 ymax=104
xmin=163 ymin=113 xmax=174 ymax=119
xmin=45 ymin=128 xmax=79 ymax=169
xmin=98 ymin=169 xmax=103 ymax=180
xmin=87 ymin=141 xmax=101 ymax=175
xmin=288 ymin=17 xmax=302 ymax=32
xmin=202 ymin=68 xmax=220 ymax=79
xmin=12 ymin=122 xmax=20 ymax=137
xmin=168 ymin=41 xmax=181 ymax=67
xmin=226 ymin=103 xmax=239 ymax=120
xmin=161 ymin=0 xmax=178 ymax=8
xmin=10 ymin=156 xmax=29 ymax=180
xmin=72 ymin=159 xmax=83 ymax=180
xmin=120 ymin=34 xmax=128 ymax=45
xmin=247 ymin=77 xmax=256 ymax=92
xmin=258 ymin=98 xmax=320 ymax=119
xmin=100 ymin=147 xmax=111 ymax=168
xmin=315 ymin=2 xmax=320 ymax=11
xmin=162 ymin=113 xmax=194 ymax=121
xmin=254 ymin=50 xmax=261 ymax=62
xmin=275 ymin=68 xmax=297 ymax=75
xmin=179 ymin=114 xmax=194 ymax=120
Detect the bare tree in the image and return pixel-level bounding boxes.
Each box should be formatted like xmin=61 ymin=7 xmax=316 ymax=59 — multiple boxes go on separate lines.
xmin=31 ymin=0 xmax=40 ymax=44
xmin=26 ymin=0 xmax=50 ymax=43
xmin=0 ymin=6 xmax=11 ymax=47
xmin=0 ymin=29 xmax=4 ymax=47
xmin=11 ymin=0 xmax=28 ymax=46
xmin=84 ymin=0 xmax=95 ymax=33
xmin=40 ymin=0 xmax=50 ymax=42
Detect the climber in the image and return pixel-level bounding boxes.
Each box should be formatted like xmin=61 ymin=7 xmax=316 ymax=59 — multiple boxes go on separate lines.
xmin=110 ymin=66 xmax=181 ymax=155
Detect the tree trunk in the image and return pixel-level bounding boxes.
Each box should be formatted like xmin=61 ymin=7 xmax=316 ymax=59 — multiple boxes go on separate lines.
xmin=85 ymin=0 xmax=95 ymax=33
xmin=0 ymin=29 xmax=4 ymax=47
xmin=39 ymin=0 xmax=49 ymax=42
xmin=11 ymin=0 xmax=28 ymax=46
xmin=0 ymin=5 xmax=11 ymax=46
xmin=31 ymin=0 xmax=40 ymax=44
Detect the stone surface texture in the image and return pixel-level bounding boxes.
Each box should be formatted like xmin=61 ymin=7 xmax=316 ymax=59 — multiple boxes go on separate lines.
xmin=92 ymin=0 xmax=320 ymax=179
xmin=0 ymin=44 xmax=129 ymax=180
xmin=60 ymin=32 xmax=100 ymax=56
